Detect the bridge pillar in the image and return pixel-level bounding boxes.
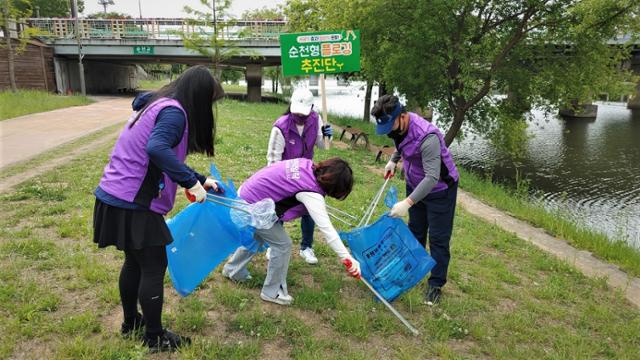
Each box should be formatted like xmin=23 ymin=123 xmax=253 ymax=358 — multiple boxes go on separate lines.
xmin=627 ymin=82 xmax=640 ymax=110
xmin=246 ymin=63 xmax=262 ymax=102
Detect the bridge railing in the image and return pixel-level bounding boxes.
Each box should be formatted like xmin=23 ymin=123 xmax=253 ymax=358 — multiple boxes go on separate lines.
xmin=25 ymin=18 xmax=286 ymax=41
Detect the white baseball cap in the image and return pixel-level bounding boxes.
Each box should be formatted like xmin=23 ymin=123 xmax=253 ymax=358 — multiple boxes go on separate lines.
xmin=290 ymin=88 xmax=314 ymax=116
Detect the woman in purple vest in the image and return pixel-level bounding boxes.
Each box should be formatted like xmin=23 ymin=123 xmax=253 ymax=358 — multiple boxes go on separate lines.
xmin=222 ymin=157 xmax=361 ymax=305
xmin=372 ymin=95 xmax=459 ymax=306
xmin=93 ymin=65 xmax=224 ymax=351
xmin=266 ymin=88 xmax=333 ymax=265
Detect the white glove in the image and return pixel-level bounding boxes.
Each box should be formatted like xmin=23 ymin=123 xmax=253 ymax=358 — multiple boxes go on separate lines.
xmin=389 ymin=198 xmax=413 ymax=218
xmin=203 ymin=178 xmax=220 ymax=193
xmin=343 ymin=256 xmax=361 ymax=278
xmin=187 ymin=182 xmax=207 ymax=203
xmin=384 ymin=161 xmax=397 ymax=179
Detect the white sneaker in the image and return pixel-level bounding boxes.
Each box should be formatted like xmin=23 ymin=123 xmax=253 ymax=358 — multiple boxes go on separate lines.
xmin=299 ymin=248 xmax=318 ymax=264
xmin=265 ymin=247 xmax=271 ymax=260
xmin=260 ymin=288 xmax=293 ymax=306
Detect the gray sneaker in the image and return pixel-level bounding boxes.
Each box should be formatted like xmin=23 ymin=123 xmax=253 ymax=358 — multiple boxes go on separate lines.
xmin=260 ymin=288 xmax=293 ymax=306
xmin=221 ymin=268 xmax=252 ymax=282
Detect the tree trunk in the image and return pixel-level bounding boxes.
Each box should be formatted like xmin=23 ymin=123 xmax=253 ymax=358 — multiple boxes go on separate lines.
xmin=363 ymin=79 xmax=373 ymax=122
xmin=378 ymin=82 xmax=388 ymax=97
xmin=2 ymin=3 xmax=17 ymax=92
xmin=444 ymin=109 xmax=465 ymax=146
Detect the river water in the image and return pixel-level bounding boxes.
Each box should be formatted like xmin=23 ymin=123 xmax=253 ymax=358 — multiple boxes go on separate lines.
xmin=295 ymin=79 xmax=640 ymax=248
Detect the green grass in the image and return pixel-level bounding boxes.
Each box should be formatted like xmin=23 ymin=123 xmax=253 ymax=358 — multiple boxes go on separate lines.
xmin=138 ymin=78 xmax=248 ymax=94
xmin=458 ymin=168 xmax=640 ymax=278
xmin=0 ymin=99 xmax=638 ymax=358
xmin=0 ymin=90 xmax=93 ymax=120
xmin=137 ymin=78 xmax=170 ymax=90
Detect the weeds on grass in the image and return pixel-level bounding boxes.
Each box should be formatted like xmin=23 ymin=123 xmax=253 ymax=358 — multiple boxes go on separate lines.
xmin=1 ymin=100 xmax=639 ymax=359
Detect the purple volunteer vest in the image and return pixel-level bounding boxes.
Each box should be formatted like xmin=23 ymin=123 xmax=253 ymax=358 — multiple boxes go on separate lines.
xmin=273 ymin=111 xmax=319 ymax=160
xmin=398 ymin=112 xmax=459 ymax=194
xmin=239 ymin=158 xmax=325 ymax=221
xmin=99 ymin=98 xmax=188 ymax=215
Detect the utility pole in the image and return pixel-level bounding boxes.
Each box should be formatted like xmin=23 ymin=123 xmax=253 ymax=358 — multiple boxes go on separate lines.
xmin=72 ymin=0 xmax=86 ymax=95
xmin=138 ymin=0 xmax=142 ymax=19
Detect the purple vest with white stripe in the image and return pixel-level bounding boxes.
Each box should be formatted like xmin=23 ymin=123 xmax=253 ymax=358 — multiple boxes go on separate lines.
xmin=239 ymin=158 xmax=325 ymax=221
xmin=99 ymin=98 xmax=188 ymax=215
xmin=273 ymin=112 xmax=319 ymax=160
xmin=398 ymin=112 xmax=459 ymax=193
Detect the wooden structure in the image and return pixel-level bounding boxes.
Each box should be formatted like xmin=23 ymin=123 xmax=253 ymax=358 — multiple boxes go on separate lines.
xmin=0 ymin=39 xmax=55 ymax=92
xmin=339 ymin=125 xmax=369 ymax=149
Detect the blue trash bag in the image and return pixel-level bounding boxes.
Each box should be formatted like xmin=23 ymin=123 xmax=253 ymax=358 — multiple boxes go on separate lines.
xmin=340 ymin=200 xmax=436 ymax=302
xmin=166 ymin=164 xmax=258 ymax=297
xmin=384 ymin=185 xmax=398 ymax=209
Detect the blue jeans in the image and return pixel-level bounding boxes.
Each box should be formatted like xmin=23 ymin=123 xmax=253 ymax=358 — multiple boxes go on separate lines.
xmin=407 ymin=182 xmax=457 ymax=288
xmin=300 ymin=214 xmax=315 ymax=250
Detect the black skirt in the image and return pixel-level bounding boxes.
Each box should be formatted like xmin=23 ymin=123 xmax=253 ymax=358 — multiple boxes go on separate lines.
xmin=93 ymin=199 xmax=173 ymax=250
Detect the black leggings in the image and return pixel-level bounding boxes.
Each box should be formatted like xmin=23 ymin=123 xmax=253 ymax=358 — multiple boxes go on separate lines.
xmin=119 ymin=246 xmax=167 ymax=335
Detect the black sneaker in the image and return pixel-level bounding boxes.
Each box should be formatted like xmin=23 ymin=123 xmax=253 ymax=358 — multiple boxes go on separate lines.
xmin=426 ymin=287 xmax=442 ymax=306
xmin=143 ymin=329 xmax=191 ymax=352
xmin=121 ymin=313 xmax=145 ymax=338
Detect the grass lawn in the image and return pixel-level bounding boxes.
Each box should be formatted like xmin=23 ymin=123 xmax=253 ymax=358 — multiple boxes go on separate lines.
xmin=0 ymin=100 xmax=638 ymax=359
xmin=138 ymin=79 xmax=248 ymax=94
xmin=0 ymin=90 xmax=93 ymax=121
xmin=329 ymin=115 xmax=640 ymax=279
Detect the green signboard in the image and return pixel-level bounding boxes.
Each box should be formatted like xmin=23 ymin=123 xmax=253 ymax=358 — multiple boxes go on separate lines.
xmin=279 ymin=30 xmax=360 ymax=77
xmin=133 ymin=45 xmax=154 ymax=55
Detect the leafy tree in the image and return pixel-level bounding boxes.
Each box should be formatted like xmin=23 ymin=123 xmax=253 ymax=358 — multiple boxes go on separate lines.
xmin=241 ymin=6 xmax=284 ymax=21
xmin=86 ymin=11 xmax=131 ymax=19
xmin=13 ymin=0 xmax=85 ymax=17
xmin=361 ymin=0 xmax=640 ymax=145
xmin=221 ymin=68 xmax=242 ymax=83
xmin=181 ymin=0 xmax=243 ymax=77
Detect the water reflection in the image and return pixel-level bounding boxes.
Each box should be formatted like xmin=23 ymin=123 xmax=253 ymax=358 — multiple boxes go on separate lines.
xmin=451 ymin=103 xmax=640 ymax=248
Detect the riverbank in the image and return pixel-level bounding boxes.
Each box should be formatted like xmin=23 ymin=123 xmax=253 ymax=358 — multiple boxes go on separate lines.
xmin=329 ymin=114 xmax=640 ymax=278
xmin=0 ymin=99 xmax=638 ymax=358
xmin=0 ymin=90 xmax=93 ymax=120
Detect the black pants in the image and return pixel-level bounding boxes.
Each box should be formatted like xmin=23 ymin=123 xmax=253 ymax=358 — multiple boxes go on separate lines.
xmin=407 ymin=182 xmax=457 ymax=288
xmin=120 ymin=246 xmax=167 ymax=335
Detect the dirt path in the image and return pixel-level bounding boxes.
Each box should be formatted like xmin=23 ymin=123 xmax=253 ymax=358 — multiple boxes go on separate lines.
xmin=0 ymin=129 xmax=120 ymax=193
xmin=331 ymin=124 xmax=640 ymax=308
xmin=0 ymin=97 xmax=132 ymax=170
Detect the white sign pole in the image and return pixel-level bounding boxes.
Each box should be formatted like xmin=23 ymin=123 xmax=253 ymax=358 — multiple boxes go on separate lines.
xmin=320 ymin=73 xmax=331 ymax=149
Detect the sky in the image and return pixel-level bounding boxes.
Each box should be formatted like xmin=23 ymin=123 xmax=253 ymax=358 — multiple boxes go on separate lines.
xmin=83 ymin=0 xmax=286 ymax=19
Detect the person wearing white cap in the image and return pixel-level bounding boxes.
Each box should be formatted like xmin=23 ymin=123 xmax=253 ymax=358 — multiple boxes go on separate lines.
xmin=265 ymin=87 xmax=333 ymax=264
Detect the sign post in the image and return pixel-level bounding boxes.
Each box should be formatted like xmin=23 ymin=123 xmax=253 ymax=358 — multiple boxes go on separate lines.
xmin=279 ymin=30 xmax=361 ymax=149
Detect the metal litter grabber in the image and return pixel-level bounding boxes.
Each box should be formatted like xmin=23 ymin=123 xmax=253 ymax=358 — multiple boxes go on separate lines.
xmin=357 ymin=177 xmax=392 ymax=227
xmin=342 ymin=258 xmax=420 ymax=336
xmin=326 ymin=204 xmax=358 ymax=227
xmin=185 ymin=189 xmax=278 ymax=229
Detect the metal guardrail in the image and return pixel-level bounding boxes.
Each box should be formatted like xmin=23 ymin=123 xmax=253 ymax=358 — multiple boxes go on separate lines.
xmin=24 ymin=18 xmax=286 ymax=41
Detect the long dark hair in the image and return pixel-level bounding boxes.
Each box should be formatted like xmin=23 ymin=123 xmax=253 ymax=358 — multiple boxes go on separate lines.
xmin=314 ymin=157 xmax=354 ymax=200
xmin=132 ymin=65 xmax=225 ymax=156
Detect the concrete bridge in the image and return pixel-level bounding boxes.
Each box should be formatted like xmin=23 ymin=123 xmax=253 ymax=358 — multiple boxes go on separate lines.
xmin=25 ymin=18 xmax=285 ymax=101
